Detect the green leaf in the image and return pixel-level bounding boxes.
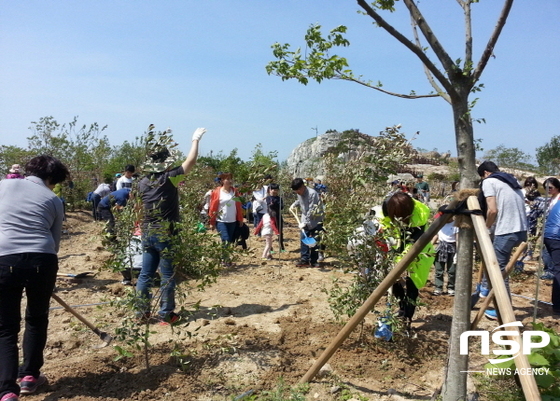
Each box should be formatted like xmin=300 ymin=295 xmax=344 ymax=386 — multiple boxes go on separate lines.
xmin=169 ymin=174 xmax=185 ymax=187
xmin=484 ymin=358 xmax=515 ymax=370
xmin=527 ymin=352 xmax=550 ymax=366
xmin=535 ymin=373 xmax=555 ymax=388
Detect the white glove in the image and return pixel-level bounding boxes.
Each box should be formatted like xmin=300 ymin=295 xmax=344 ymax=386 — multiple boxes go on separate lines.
xmin=192 ymin=127 xmax=207 ymax=142
xmin=298 ymin=222 xmax=306 ymax=229
xmin=453 ymin=253 xmax=458 ymax=264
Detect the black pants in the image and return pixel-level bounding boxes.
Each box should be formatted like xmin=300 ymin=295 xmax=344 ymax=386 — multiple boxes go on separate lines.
xmin=300 ymin=224 xmax=323 ymax=263
xmin=277 ymin=216 xmax=285 ymax=251
xmin=0 ymin=253 xmax=58 ymax=398
xmin=392 ymin=276 xmax=419 ymax=320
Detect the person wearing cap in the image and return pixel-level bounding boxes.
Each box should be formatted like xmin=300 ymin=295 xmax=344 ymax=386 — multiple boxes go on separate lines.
xmin=135 ymin=126 xmax=206 ymax=325
xmin=5 ymin=164 xmax=24 ymax=179
xmin=414 ymin=174 xmax=430 ymax=203
xmin=477 ymin=160 xmax=527 ymax=320
xmin=109 ymin=173 xmax=121 ymax=192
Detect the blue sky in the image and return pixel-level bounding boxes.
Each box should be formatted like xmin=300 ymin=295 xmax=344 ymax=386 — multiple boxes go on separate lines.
xmin=1 ymin=1 xmax=558 ymax=164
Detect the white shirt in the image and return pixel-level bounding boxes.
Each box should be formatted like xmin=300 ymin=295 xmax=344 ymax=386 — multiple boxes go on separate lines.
xmin=217 ymin=189 xmax=237 ymax=223
xmin=252 ymin=186 xmax=268 ymax=214
xmin=116 ymin=176 xmax=134 ymax=190
xmin=438 ymin=221 xmax=458 ymax=243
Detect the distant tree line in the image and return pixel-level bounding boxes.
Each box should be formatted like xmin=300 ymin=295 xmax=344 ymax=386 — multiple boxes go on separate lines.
xmin=0 ymin=116 xmax=282 ymax=208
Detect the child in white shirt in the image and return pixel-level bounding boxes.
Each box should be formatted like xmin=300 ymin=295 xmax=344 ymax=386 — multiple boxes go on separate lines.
xmin=254 ymin=211 xmax=279 ymax=260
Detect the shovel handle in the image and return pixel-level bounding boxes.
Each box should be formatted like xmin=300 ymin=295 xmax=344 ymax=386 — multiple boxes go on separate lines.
xmin=289 ymin=207 xmax=301 ymax=226
xmin=51 ymin=293 xmax=101 ymax=334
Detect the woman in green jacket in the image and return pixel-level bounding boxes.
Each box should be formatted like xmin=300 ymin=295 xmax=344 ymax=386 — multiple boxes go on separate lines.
xmin=382 ymin=192 xmax=435 ymax=325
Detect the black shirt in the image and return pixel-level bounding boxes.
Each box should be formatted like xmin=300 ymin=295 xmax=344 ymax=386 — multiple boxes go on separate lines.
xmin=138 ymin=166 xmax=184 ymax=231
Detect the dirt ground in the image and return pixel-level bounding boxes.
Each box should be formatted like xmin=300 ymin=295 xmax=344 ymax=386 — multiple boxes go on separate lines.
xmin=19 ymin=209 xmax=560 ymax=401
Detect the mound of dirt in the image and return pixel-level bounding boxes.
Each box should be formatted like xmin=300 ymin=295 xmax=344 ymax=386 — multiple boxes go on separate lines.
xmin=17 ymin=210 xmax=559 ymax=400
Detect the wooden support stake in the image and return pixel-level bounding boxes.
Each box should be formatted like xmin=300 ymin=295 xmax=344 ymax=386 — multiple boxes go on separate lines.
xmin=471 ymin=242 xmax=527 ymax=330
xmin=299 ymin=201 xmax=457 ymax=384
xmin=467 ymin=196 xmax=540 ymax=401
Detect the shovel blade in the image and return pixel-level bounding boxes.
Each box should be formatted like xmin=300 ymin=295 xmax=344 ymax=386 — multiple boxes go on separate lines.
xmin=302 ymin=238 xmax=317 ymax=247
xmin=93 ymin=331 xmax=113 ymax=348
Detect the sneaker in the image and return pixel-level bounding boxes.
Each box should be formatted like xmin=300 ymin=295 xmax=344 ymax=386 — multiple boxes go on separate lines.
xmin=135 ymin=312 xmax=152 ymax=324
xmin=19 ymin=374 xmax=47 ymax=394
xmin=484 ymin=309 xmax=498 ymax=321
xmin=121 ymin=279 xmax=133 ymax=286
xmin=159 ymin=312 xmax=181 ymax=326
xmin=317 ymin=252 xmax=325 ymax=262
xmin=540 ymin=272 xmax=554 ymax=280
xmin=479 ymin=286 xmax=490 ymax=298
xmin=295 ymin=260 xmax=310 ymax=267
xmin=433 ymin=289 xmax=442 ymax=296
xmin=0 ymin=393 xmax=18 ymax=401
xmin=447 ymin=289 xmax=455 ymax=296
xmin=311 ymin=262 xmax=321 ymax=268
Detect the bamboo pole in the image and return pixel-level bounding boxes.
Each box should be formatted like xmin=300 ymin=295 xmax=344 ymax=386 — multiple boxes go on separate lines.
xmin=467 ymin=196 xmax=540 ymax=401
xmin=299 ymin=201 xmax=456 ymax=384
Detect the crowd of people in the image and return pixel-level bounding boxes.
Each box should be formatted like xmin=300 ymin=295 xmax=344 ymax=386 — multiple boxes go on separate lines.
xmin=2 ymin=141 xmax=560 ymax=400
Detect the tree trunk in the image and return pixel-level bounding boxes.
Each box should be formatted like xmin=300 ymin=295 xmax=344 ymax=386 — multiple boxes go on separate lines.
xmin=442 ymin=93 xmax=477 ymax=401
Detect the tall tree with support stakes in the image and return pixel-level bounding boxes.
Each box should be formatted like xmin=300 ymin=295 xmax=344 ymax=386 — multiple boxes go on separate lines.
xmin=266 ymin=1 xmax=531 ymax=400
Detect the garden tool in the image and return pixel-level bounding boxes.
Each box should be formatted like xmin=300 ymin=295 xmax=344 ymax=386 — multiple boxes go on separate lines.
xmin=57 ymin=271 xmax=94 ymax=279
xmin=289 ymin=208 xmax=317 ymax=247
xmin=51 ymin=293 xmax=113 ymax=348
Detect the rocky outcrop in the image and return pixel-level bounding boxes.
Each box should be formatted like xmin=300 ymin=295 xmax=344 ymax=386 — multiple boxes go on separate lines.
xmin=286 ymin=132 xmax=344 ymax=178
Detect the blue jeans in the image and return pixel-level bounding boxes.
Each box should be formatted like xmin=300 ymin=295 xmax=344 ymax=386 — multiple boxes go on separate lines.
xmin=544 ymin=238 xmax=560 ymax=312
xmin=216 ymin=221 xmax=237 ymax=244
xmin=482 ymin=231 xmax=527 ymax=295
xmin=136 ymin=234 xmax=175 ymax=319
xmin=92 ymin=193 xmax=101 ymax=220
xmin=253 ymin=213 xmax=264 ymax=233
xmin=542 ymin=246 xmax=552 ymax=273
xmin=0 ymin=253 xmax=58 ymax=398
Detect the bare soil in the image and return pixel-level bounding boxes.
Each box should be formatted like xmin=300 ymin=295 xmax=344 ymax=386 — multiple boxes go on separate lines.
xmin=19 ymin=210 xmax=560 ymax=401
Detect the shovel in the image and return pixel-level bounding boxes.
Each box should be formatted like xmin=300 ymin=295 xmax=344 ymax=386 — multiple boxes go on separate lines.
xmin=51 ymin=293 xmax=113 ymax=348
xmin=289 ymin=209 xmax=317 ymax=247
xmin=57 ymin=271 xmax=94 ymax=279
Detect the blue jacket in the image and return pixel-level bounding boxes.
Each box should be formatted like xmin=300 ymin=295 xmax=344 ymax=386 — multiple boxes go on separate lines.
xmin=99 ymin=188 xmax=131 ymax=209
xmin=544 ymin=199 xmax=560 ymax=240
